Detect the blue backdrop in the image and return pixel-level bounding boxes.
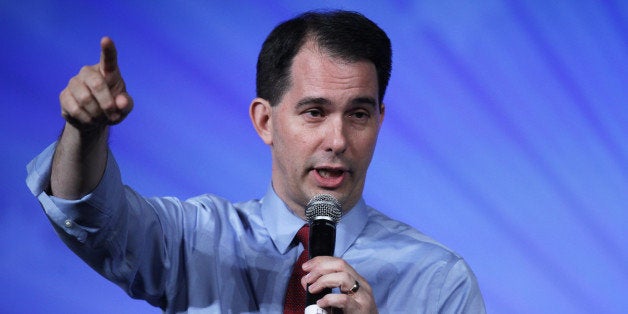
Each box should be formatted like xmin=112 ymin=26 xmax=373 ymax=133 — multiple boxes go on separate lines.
xmin=1 ymin=1 xmax=626 ymax=313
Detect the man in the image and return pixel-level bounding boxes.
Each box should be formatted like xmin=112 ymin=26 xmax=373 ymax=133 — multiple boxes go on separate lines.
xmin=27 ymin=10 xmax=485 ymax=313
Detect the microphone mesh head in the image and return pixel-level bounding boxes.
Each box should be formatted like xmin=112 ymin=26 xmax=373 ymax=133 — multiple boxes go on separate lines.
xmin=305 ymin=194 xmax=342 ymax=223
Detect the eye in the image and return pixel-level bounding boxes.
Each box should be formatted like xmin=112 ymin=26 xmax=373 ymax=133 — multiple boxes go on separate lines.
xmin=307 ymin=109 xmax=322 ymax=117
xmin=303 ymin=108 xmax=325 ymax=119
xmin=349 ymin=110 xmax=371 ymax=122
xmin=353 ymin=111 xmax=368 ymax=119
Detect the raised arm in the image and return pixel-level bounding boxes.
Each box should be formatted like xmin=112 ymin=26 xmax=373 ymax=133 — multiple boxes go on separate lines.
xmin=51 ymin=37 xmax=133 ymax=199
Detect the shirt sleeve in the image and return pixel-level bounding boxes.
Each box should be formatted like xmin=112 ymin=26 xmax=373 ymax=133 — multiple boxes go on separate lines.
xmin=25 ymin=143 xmax=181 ymax=308
xmin=26 ymin=143 xmax=124 ymax=244
xmin=437 ymin=258 xmax=486 ymax=313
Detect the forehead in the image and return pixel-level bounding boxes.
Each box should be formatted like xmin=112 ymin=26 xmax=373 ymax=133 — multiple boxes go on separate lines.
xmin=286 ymin=41 xmax=379 ymax=102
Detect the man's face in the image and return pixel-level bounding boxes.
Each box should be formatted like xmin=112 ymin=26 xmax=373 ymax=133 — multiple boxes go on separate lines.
xmin=262 ymin=41 xmax=384 ymax=217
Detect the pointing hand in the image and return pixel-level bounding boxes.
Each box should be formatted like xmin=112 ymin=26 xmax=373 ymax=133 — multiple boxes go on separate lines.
xmin=59 ymin=37 xmax=133 ymax=131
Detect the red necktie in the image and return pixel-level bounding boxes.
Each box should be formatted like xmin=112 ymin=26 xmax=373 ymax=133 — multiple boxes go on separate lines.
xmin=284 ymin=224 xmax=309 ymax=314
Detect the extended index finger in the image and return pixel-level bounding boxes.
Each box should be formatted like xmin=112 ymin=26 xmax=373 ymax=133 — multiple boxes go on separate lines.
xmin=99 ymin=36 xmax=118 ymax=74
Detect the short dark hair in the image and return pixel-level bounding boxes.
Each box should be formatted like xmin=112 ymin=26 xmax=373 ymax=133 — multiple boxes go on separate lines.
xmin=256 ymin=10 xmax=392 ymax=106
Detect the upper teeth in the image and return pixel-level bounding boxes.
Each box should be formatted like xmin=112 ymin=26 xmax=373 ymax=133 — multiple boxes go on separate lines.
xmin=318 ymin=169 xmax=341 ymax=177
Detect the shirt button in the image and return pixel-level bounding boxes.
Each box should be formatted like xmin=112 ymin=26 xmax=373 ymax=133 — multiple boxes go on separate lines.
xmin=64 ymin=219 xmax=73 ymax=228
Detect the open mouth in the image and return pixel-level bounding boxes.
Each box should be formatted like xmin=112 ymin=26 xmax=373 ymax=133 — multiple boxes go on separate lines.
xmin=316 ymin=168 xmax=345 ymax=178
xmin=312 ymin=167 xmax=348 ymax=189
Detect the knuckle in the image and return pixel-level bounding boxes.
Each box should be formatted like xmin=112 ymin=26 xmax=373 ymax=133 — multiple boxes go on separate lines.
xmin=87 ymin=75 xmax=107 ymax=91
xmin=338 ymin=259 xmax=349 ymax=267
xmin=67 ymin=76 xmax=81 ymax=88
xmin=59 ymin=89 xmax=68 ymax=102
xmin=79 ymin=65 xmax=94 ymax=74
xmin=74 ymin=89 xmax=92 ymax=104
xmin=74 ymin=94 xmax=90 ymax=105
xmin=331 ymin=259 xmax=348 ymax=271
xmin=66 ymin=104 xmax=82 ymax=117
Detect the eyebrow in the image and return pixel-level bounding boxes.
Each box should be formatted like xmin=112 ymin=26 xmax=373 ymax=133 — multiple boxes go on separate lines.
xmin=296 ymin=97 xmax=331 ymax=108
xmin=295 ymin=96 xmax=378 ymax=108
xmin=351 ymin=97 xmax=378 ymax=108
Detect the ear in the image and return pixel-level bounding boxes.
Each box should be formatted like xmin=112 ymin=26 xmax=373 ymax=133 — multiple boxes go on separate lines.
xmin=249 ymin=97 xmax=273 ymax=145
xmin=378 ymin=102 xmax=386 ymax=125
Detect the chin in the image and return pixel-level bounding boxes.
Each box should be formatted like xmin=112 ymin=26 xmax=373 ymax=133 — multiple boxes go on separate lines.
xmin=326 ymin=191 xmax=352 ymax=208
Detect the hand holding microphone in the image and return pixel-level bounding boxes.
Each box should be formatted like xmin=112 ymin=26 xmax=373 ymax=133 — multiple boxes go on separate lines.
xmin=305 ymin=194 xmax=342 ymax=307
xmin=302 ymin=195 xmax=377 ymax=313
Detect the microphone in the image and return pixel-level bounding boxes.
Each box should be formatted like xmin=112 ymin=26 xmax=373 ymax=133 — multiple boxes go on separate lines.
xmin=305 ymin=194 xmax=342 ymax=311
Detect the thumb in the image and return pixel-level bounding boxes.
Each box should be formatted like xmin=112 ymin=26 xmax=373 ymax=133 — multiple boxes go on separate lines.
xmin=99 ymin=36 xmax=118 ymax=76
xmin=108 ymin=92 xmax=134 ymax=125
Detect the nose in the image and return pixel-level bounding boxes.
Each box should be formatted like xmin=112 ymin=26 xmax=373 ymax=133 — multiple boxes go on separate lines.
xmin=324 ymin=116 xmax=348 ymax=154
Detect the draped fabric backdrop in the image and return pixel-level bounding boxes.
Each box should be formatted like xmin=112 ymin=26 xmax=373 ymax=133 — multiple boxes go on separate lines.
xmin=1 ymin=1 xmax=626 ymax=313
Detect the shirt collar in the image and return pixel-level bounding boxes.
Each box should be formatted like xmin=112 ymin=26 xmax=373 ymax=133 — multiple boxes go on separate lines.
xmin=260 ymin=185 xmax=368 ymax=257
xmin=260 ymin=185 xmax=305 ymax=254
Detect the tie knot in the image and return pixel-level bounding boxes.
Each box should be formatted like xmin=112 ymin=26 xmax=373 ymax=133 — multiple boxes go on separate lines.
xmin=295 ymin=224 xmax=309 ymax=249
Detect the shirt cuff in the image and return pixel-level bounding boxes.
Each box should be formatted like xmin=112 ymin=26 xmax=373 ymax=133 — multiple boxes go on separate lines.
xmin=25 ymin=142 xmax=124 ymax=243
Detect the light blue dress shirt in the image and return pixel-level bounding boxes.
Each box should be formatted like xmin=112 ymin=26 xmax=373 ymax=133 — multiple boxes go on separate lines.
xmin=27 ymin=143 xmax=485 ymax=313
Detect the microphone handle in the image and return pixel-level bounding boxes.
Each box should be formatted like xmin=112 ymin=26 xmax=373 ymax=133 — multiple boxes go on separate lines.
xmin=306 ymin=219 xmax=336 ymax=306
